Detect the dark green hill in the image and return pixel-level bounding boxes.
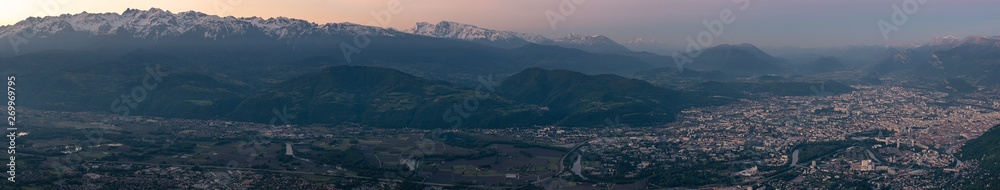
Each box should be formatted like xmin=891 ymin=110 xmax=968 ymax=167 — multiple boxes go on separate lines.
xmin=2 ymin=51 xmax=250 ymax=119
xmin=496 ymin=68 xmax=688 ymax=127
xmin=226 ymin=65 xmax=551 ymax=128
xmin=229 ymin=66 xmax=727 ymax=128
xmin=962 ymin=124 xmax=1000 ymax=171
xmin=509 ymin=44 xmax=654 ymax=76
xmin=960 ymin=124 xmax=1000 ymax=188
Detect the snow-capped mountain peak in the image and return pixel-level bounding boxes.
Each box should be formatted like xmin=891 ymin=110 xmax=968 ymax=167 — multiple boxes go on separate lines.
xmin=0 ymin=8 xmax=402 ymax=40
xmin=923 ymin=35 xmax=962 ymax=48
xmin=553 ymin=33 xmax=632 ymax=53
xmin=403 ymin=21 xmax=633 ymax=53
xmin=929 ymin=35 xmax=959 ymax=44
xmin=556 ymin=33 xmax=616 ymax=45
xmin=405 ymin=21 xmax=551 ymax=44
xmin=957 ymin=35 xmax=1000 ymax=47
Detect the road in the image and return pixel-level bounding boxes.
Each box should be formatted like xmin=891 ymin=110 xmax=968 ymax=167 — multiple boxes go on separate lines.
xmin=531 ymin=138 xmax=594 ymax=184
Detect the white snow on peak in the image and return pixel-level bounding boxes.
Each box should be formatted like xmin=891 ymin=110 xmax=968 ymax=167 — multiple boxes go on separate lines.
xmin=0 ymin=10 xmax=639 ymax=53
xmin=555 ymin=33 xmax=617 ymax=46
xmin=957 ymin=35 xmax=1000 ymax=47
xmin=926 ymin=35 xmax=961 ymax=47
xmin=403 ymin=21 xmax=631 ymax=52
xmin=405 ymin=21 xmax=552 ymax=44
xmin=0 ymin=8 xmax=401 ymax=40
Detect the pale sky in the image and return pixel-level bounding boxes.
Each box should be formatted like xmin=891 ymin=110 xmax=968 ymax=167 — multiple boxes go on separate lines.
xmin=1 ymin=0 xmax=999 ymax=48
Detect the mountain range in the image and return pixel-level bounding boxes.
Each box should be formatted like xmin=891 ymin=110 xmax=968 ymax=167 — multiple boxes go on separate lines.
xmin=0 ymin=8 xmax=807 ymax=80
xmin=403 ymin=21 xmax=676 ymax=68
xmin=0 ymin=8 xmax=665 ymax=85
xmin=404 ymin=21 xmax=632 ymax=54
xmin=867 ymin=35 xmax=1000 ymax=86
xmin=5 ymin=9 xmax=999 ymax=84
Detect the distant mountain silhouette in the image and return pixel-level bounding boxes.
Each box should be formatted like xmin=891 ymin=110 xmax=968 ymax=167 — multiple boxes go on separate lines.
xmin=808 ymin=56 xmax=848 ymax=73
xmin=682 ymin=44 xmax=784 ymax=76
